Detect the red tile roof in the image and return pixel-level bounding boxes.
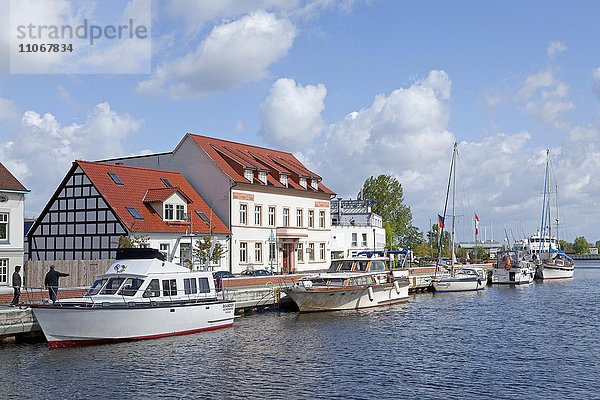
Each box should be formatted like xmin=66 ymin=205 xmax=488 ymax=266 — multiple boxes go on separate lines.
xmin=143 ymin=187 xmax=190 ymax=203
xmin=187 ymin=134 xmax=335 ymax=195
xmin=0 ymin=163 xmax=29 ymax=192
xmin=78 ymin=161 xmax=229 ymax=234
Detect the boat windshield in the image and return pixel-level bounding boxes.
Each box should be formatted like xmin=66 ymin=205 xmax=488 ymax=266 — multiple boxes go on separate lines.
xmin=356 ymin=261 xmax=368 ymax=271
xmin=370 ymin=260 xmax=386 ymax=271
xmin=100 ymin=277 xmax=126 ymax=295
xmin=118 ymin=277 xmax=145 ymax=296
xmin=86 ymin=278 xmax=108 ymax=296
xmin=328 ymin=260 xmax=354 ymax=272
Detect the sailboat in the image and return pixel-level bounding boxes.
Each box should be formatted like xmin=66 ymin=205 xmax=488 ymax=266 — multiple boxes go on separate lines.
xmin=533 ymin=150 xmax=574 ymax=280
xmin=432 ymin=142 xmax=487 ymax=292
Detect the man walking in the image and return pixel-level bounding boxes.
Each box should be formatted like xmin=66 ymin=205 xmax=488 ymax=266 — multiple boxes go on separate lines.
xmin=44 ymin=265 xmax=69 ymax=304
xmin=10 ymin=265 xmax=21 ymax=306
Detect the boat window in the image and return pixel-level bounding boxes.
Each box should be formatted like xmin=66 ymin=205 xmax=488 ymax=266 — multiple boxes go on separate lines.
xmin=198 ymin=277 xmax=211 ymax=293
xmin=100 ymin=277 xmax=126 ymax=295
xmin=356 ymin=261 xmax=368 ymax=271
xmin=370 ymin=260 xmax=386 ymax=271
xmin=339 ymin=261 xmax=354 ymax=271
xmin=184 ymin=278 xmax=198 ymax=295
xmin=143 ymin=279 xmax=160 ymax=298
xmin=162 ymin=279 xmax=177 ymax=297
xmin=86 ymin=278 xmax=108 ymax=296
xmin=328 ymin=261 xmax=341 ymax=272
xmin=118 ymin=278 xmax=145 ymax=296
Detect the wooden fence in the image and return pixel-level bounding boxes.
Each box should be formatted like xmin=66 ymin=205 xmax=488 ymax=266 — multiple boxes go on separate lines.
xmin=24 ymin=260 xmax=114 ymax=289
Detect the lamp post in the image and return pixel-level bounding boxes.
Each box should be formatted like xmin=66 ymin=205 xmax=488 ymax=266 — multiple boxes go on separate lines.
xmin=268 ymin=229 xmax=276 ymax=274
xmin=372 ymin=228 xmax=376 ymax=256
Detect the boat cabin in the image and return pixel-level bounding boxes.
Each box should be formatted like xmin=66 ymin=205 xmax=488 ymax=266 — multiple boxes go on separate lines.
xmin=327 ymin=257 xmax=389 ymax=273
xmin=496 ymin=250 xmax=521 ymax=269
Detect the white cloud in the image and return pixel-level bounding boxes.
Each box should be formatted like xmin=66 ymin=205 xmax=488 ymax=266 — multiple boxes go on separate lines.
xmin=259 ymin=78 xmax=326 ymax=149
xmin=0 ymin=100 xmax=143 ymax=215
xmin=547 ymin=40 xmax=567 ymax=59
xmin=137 ymin=11 xmax=297 ymax=99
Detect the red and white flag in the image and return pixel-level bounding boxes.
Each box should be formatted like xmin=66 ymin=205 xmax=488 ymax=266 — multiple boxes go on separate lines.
xmin=474 ymin=213 xmax=480 ymax=235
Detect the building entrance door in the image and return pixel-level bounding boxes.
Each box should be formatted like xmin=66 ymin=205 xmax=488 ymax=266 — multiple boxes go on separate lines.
xmin=281 ymin=243 xmax=295 ymax=274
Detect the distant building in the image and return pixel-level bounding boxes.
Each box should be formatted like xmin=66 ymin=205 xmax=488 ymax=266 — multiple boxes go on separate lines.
xmin=458 ymin=241 xmax=502 ymax=259
xmin=27 ymin=161 xmax=230 ymax=269
xmin=102 ymin=134 xmax=335 ymax=273
xmin=330 ymin=198 xmax=386 ymax=259
xmin=0 ymin=163 xmax=29 ymax=287
xmin=588 ymin=247 xmax=598 ymax=255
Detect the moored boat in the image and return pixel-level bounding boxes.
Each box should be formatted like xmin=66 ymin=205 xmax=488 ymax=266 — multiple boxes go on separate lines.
xmin=491 ymin=250 xmax=535 ymax=284
xmin=283 ymin=258 xmax=409 ymax=312
xmin=432 ymin=267 xmax=487 ymax=292
xmin=31 ymin=248 xmax=236 ymax=348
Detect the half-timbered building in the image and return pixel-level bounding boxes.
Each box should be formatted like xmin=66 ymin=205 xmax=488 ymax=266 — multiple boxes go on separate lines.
xmin=27 ymin=161 xmax=229 ymax=268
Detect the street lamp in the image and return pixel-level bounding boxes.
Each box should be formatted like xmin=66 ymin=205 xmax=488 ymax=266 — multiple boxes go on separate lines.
xmin=268 ymin=229 xmax=276 ymax=274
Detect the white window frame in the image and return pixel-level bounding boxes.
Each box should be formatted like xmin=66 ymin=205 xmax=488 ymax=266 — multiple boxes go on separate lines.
xmin=159 ymin=243 xmax=170 ymax=259
xmin=255 ymin=242 xmax=263 ymax=263
xmin=311 ymin=179 xmax=318 ymax=190
xmin=268 ymin=206 xmax=276 ymax=226
xmin=296 ymin=209 xmax=303 ymax=227
xmin=244 ymin=169 xmax=253 ymax=182
xmin=176 ymin=204 xmax=185 ymax=221
xmin=351 ymin=233 xmax=357 ymax=247
xmin=240 ymin=242 xmax=248 ymax=263
xmin=308 ymin=209 xmax=314 ymax=228
xmin=0 ymin=213 xmax=8 ymax=241
xmin=258 ymin=171 xmax=267 ymax=184
xmin=164 ymin=204 xmax=174 ymax=220
xmin=0 ymin=259 xmax=7 ymax=284
xmin=299 ymin=177 xmax=307 ymax=189
xmin=362 ymin=233 xmax=368 ymax=247
xmin=319 ymin=243 xmax=326 ymax=261
xmin=255 ymin=205 xmax=262 ymax=226
xmin=319 ymin=210 xmax=326 ymax=228
xmin=280 ymin=175 xmax=288 ymax=187
xmin=297 ymin=243 xmax=304 ymax=263
xmin=239 ymin=204 xmax=247 ymax=225
xmin=308 ymin=243 xmax=315 ymax=262
xmin=283 ymin=208 xmax=290 ymax=227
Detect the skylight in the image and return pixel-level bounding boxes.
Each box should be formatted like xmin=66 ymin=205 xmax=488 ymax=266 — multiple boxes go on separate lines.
xmin=195 ymin=210 xmax=210 ymax=222
xmin=108 ymin=172 xmax=123 ymax=185
xmin=126 ymin=207 xmax=144 ymax=219
xmin=160 ymin=177 xmax=173 ymax=188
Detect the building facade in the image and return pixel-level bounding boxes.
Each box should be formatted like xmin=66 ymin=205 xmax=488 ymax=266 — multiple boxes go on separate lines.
xmin=27 ymin=161 xmax=229 ymax=269
xmin=330 ymin=198 xmax=386 ymax=259
xmin=0 ymin=163 xmax=29 ymax=287
xmin=104 ymin=134 xmax=335 ymax=273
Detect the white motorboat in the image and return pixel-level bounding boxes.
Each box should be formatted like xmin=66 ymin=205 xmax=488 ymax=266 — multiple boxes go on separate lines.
xmin=31 ymin=248 xmax=235 ymax=348
xmin=432 ymin=267 xmax=487 ymax=292
xmin=491 ymin=250 xmax=535 ymax=284
xmin=284 ymin=263 xmax=409 ymax=312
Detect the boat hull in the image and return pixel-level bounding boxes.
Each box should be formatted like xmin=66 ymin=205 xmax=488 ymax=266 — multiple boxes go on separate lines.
xmin=432 ymin=277 xmax=487 ymax=292
xmin=31 ymin=301 xmax=235 ymax=348
xmin=284 ymin=282 xmax=409 ymax=312
xmin=535 ymin=265 xmax=574 ymax=280
xmin=491 ymin=267 xmax=535 ymax=284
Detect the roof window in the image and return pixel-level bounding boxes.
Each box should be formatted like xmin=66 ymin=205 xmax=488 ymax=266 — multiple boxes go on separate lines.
xmin=311 ymin=179 xmax=318 ymax=190
xmin=280 ymin=174 xmax=288 ymax=187
xmin=299 ymin=177 xmax=307 ymax=189
xmin=160 ymin=178 xmax=173 ymax=188
xmin=258 ymin=171 xmax=267 ymax=184
xmin=108 ymin=172 xmax=123 ymax=185
xmin=244 ymin=169 xmax=253 ymax=182
xmin=126 ymin=207 xmax=144 ymax=219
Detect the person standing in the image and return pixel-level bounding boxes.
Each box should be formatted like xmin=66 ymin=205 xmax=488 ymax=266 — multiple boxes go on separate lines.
xmin=44 ymin=265 xmax=69 ymax=304
xmin=10 ymin=265 xmax=22 ymax=306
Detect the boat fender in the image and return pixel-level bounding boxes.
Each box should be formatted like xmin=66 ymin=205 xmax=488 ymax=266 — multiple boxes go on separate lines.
xmin=394 ymin=281 xmax=401 ymax=295
xmin=367 ymin=286 xmax=374 ymax=302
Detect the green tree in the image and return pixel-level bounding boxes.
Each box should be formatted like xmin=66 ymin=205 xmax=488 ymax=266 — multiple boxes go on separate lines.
xmin=117 ymin=234 xmax=149 ymax=248
xmin=573 ymin=236 xmax=590 ymax=255
xmin=559 ymin=240 xmax=573 ymax=253
xmin=193 ymin=236 xmax=225 ymax=267
xmin=359 ymin=174 xmax=419 ymax=248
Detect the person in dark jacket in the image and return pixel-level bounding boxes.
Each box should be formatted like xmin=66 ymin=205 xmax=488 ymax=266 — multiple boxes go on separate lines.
xmin=10 ymin=265 xmax=22 ymax=306
xmin=44 ymin=265 xmax=69 ymax=303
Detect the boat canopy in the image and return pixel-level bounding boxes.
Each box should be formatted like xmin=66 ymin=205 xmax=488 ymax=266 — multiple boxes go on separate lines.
xmin=99 ymin=258 xmax=192 ymax=278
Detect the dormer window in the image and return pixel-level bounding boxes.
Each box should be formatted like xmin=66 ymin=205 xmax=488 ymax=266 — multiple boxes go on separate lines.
xmin=164 ymin=204 xmax=174 ymax=220
xmin=280 ymin=174 xmax=288 ymax=187
xmin=176 ymin=205 xmax=185 ymax=221
xmin=311 ymin=179 xmax=318 ymax=190
xmin=244 ymin=169 xmax=253 ymax=182
xmin=258 ymin=171 xmax=267 ymax=184
xmin=299 ymin=177 xmax=307 ymax=189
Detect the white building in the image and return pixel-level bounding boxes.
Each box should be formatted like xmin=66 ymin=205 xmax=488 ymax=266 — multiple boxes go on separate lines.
xmin=103 ymin=134 xmax=336 ymax=274
xmin=0 ymin=163 xmax=29 ymax=287
xmin=330 ymin=198 xmax=386 ymax=259
xmin=27 ymin=161 xmax=230 ymax=269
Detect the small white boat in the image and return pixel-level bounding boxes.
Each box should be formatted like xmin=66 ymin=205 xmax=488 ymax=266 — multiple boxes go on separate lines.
xmin=284 ymin=268 xmax=409 ymax=312
xmin=491 ymin=250 xmax=535 ymax=284
xmin=31 ymin=249 xmax=235 ymax=348
xmin=432 ymin=267 xmax=487 ymax=292
xmin=535 ymin=256 xmax=574 ymax=280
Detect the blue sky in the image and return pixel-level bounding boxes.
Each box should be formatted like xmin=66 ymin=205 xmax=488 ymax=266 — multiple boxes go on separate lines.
xmin=1 ymin=0 xmax=599 ymax=243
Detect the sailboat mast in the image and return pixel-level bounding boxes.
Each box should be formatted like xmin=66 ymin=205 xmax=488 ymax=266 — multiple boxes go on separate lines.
xmin=539 ymin=149 xmax=550 ymax=258
xmin=438 ymin=142 xmax=456 ymax=264
xmin=451 ymin=142 xmax=457 ymax=270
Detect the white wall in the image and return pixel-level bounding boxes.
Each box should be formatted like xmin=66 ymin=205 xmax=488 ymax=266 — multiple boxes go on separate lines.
xmin=0 ymin=192 xmax=26 ymax=286
xmin=330 ymin=224 xmax=386 ymax=259
xmin=230 ymin=185 xmax=331 ymax=274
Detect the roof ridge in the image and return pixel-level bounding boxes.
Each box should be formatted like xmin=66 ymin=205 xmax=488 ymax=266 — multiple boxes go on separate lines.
xmin=77 ymin=160 xmax=185 ymax=176
xmin=188 ymin=133 xmax=295 ymax=157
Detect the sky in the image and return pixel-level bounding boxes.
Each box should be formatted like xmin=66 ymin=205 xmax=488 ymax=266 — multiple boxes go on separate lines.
xmin=1 ymin=0 xmax=599 ymax=244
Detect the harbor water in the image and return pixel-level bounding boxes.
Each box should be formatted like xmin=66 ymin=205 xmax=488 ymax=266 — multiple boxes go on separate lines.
xmin=1 ymin=261 xmax=599 ymax=400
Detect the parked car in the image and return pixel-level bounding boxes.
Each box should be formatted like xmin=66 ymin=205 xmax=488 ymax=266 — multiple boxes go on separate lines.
xmin=240 ymin=269 xmax=272 ymax=277
xmin=212 ymin=270 xmax=235 ymax=279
